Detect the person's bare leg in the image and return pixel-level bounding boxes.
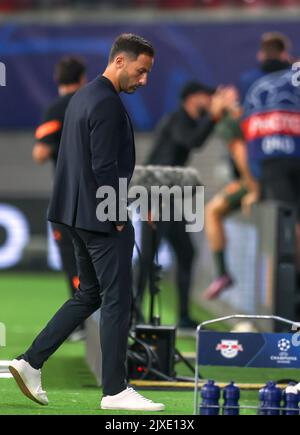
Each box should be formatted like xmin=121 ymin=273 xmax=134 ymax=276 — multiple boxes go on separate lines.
xmin=205 ymin=194 xmax=229 ymax=254
xmin=203 ymin=194 xmax=233 ymax=299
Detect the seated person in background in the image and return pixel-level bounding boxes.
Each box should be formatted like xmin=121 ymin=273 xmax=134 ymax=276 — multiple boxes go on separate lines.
xmin=203 ymin=112 xmax=259 ymax=300
xmin=137 ymin=81 xmax=238 ymax=328
xmin=203 ymin=31 xmax=293 ymax=300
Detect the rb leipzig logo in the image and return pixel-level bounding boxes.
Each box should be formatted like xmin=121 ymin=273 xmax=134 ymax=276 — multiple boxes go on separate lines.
xmin=216 ymin=340 xmax=243 ymax=359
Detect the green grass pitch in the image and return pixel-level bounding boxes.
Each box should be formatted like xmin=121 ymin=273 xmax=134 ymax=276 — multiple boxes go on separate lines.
xmin=0 ymin=273 xmax=298 ymax=415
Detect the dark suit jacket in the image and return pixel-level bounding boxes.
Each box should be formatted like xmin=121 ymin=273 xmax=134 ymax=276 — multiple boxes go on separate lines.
xmin=48 ymin=75 xmax=135 ymax=233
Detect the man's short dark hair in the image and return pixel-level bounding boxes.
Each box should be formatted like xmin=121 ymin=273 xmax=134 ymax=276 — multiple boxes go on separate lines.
xmin=54 ymin=56 xmax=86 ymax=85
xmin=109 ymin=33 xmax=154 ymax=63
xmin=180 ymin=81 xmax=215 ymax=101
xmin=260 ymin=32 xmax=291 ymax=58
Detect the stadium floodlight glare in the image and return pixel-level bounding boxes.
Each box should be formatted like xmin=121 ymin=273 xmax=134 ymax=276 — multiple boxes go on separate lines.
xmin=47 ymin=222 xmax=62 ymax=271
xmin=0 ymin=62 xmax=6 ymax=87
xmin=0 ymin=204 xmax=29 ymax=269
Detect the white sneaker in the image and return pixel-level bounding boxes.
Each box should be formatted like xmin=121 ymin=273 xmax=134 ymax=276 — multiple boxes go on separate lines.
xmin=8 ymin=359 xmax=48 ymax=406
xmin=101 ymin=387 xmax=165 ymax=411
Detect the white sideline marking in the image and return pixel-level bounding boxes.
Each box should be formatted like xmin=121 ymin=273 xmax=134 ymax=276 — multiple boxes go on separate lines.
xmin=0 ymin=360 xmax=12 ymax=377
xmin=0 ymin=373 xmax=12 ymax=379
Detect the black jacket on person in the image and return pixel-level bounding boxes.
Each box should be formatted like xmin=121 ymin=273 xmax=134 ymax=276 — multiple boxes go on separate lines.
xmin=48 ymin=75 xmax=135 ymax=233
xmin=146 ymin=107 xmax=216 ymax=166
xmin=35 ymin=92 xmax=75 ymax=167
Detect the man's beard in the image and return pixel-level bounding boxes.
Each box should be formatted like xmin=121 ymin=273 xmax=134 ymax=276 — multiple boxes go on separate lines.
xmin=119 ymin=70 xmax=138 ymax=94
xmin=123 ymin=87 xmax=137 ymax=94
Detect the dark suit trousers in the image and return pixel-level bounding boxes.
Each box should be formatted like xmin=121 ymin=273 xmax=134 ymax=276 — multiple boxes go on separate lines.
xmin=23 ymin=222 xmax=135 ymax=396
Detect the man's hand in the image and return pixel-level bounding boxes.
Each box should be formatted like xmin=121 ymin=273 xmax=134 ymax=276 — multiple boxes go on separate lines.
xmin=32 ymin=143 xmax=52 ymax=164
xmin=210 ymin=86 xmax=239 ymax=120
xmin=221 ymin=86 xmax=239 ymax=110
xmin=116 ymin=225 xmax=125 ymax=232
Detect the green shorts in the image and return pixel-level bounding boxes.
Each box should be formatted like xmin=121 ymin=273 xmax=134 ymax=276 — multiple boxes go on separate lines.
xmin=221 ymin=180 xmax=248 ymax=211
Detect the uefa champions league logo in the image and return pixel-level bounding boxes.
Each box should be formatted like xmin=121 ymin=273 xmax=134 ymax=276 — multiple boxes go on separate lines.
xmin=270 ymin=338 xmax=295 ymax=365
xmin=216 ymin=340 xmax=243 ymax=359
xmin=278 ymin=338 xmax=291 ymax=353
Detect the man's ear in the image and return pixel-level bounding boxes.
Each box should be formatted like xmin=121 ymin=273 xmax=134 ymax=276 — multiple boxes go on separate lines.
xmin=257 ymin=50 xmax=264 ymax=63
xmin=80 ymin=74 xmax=87 ymax=86
xmin=115 ymin=54 xmax=125 ymax=70
xmin=280 ymin=51 xmax=290 ymax=61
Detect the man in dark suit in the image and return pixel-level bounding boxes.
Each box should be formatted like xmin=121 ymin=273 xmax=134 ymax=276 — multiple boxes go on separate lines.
xmin=9 ymin=34 xmax=164 ymax=412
